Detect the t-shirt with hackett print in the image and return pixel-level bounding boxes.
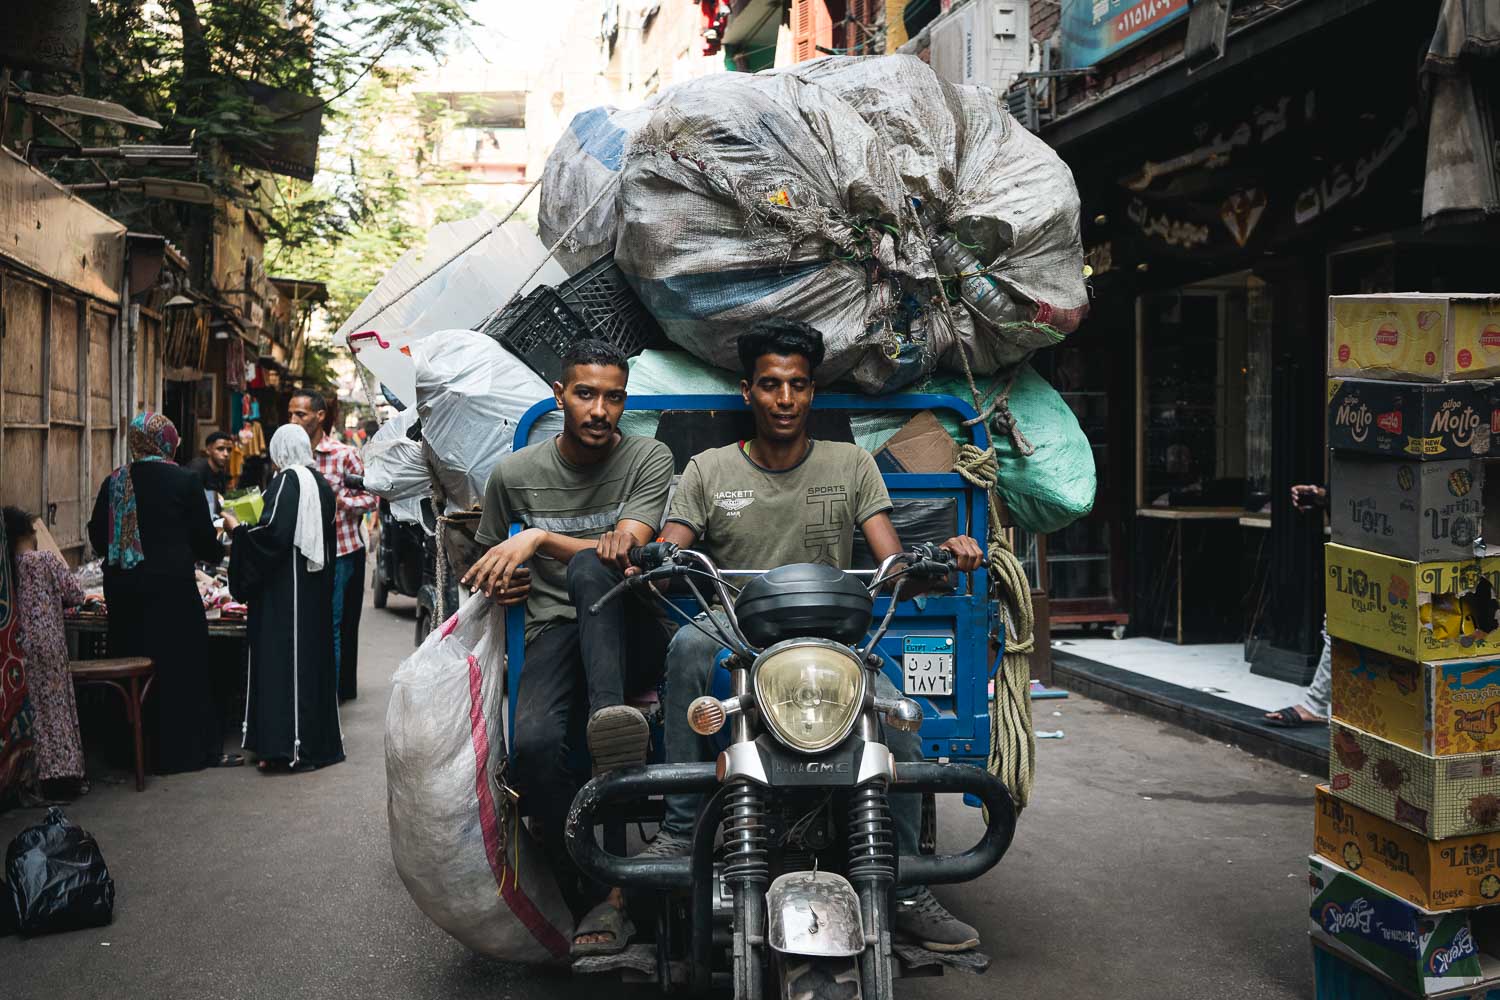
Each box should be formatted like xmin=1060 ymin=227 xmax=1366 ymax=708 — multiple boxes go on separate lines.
xmin=666 ymin=440 xmax=893 ymax=572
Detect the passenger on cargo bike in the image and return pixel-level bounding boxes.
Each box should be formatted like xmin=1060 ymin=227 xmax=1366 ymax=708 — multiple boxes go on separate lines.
xmin=461 ymin=339 xmax=676 ymax=956
xmin=640 ymin=322 xmax=988 ymax=954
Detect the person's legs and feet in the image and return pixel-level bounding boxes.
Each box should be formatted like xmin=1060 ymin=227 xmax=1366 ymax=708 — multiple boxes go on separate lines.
xmin=876 ymin=672 xmax=979 ymax=952
xmin=1265 ymin=616 xmax=1331 ymax=726
xmin=331 ymin=554 xmax=351 ymax=700
xmin=338 ymin=548 xmax=365 ymax=701
xmin=568 ymin=552 xmax=651 ymax=773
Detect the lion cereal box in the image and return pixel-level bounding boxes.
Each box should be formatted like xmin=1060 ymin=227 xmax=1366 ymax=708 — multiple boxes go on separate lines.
xmin=1325 ymin=544 xmax=1500 ymax=662
xmin=1315 ymin=785 xmax=1500 ymax=911
xmin=1330 ymin=294 xmax=1500 ymax=383
xmin=1329 ymin=721 xmax=1500 ymax=839
xmin=1329 ymin=454 xmax=1489 ymax=562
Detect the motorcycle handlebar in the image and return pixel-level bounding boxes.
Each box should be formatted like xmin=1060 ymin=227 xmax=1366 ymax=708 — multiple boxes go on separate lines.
xmin=628 ymin=540 xmax=679 ymax=570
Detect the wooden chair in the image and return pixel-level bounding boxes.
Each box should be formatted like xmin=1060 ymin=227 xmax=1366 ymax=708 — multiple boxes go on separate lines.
xmin=69 ymin=657 xmax=154 ymax=792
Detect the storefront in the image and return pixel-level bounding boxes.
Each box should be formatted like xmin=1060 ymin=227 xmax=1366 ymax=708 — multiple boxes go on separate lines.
xmin=1031 ymin=0 xmax=1498 ymax=683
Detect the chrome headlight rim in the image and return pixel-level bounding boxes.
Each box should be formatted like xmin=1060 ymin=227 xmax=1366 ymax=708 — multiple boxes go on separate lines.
xmin=751 ymin=637 xmax=867 ymax=755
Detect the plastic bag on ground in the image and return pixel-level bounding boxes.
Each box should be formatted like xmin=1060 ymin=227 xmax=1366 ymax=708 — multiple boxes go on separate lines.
xmin=411 ymin=331 xmax=552 ymax=514
xmin=386 ymin=595 xmax=573 ymax=963
xmin=5 ymin=807 xmax=115 ymax=936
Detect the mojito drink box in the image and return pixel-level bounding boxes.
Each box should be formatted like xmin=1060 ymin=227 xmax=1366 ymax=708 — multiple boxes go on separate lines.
xmin=1315 ymin=784 xmax=1500 ymax=911
xmin=1331 ymin=641 xmax=1500 ymax=757
xmin=1308 ymin=854 xmax=1500 ymax=995
xmin=1328 ymin=378 xmax=1500 ymax=460
xmin=1324 ymin=543 xmax=1500 ymax=662
xmin=1329 ymin=453 xmax=1489 ymax=562
xmin=1330 ymin=294 xmax=1500 ymax=383
xmin=1329 ymin=721 xmax=1500 ymax=839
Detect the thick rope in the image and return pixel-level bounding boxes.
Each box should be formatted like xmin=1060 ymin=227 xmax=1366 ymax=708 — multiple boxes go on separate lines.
xmin=954 ymin=443 xmax=1037 ymax=809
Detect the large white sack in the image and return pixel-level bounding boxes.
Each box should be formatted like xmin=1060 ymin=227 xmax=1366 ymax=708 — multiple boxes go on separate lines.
xmin=361 ymin=409 xmax=429 ymax=524
xmin=386 ymin=596 xmax=574 ymax=963
xmin=411 ymin=331 xmax=551 ymax=514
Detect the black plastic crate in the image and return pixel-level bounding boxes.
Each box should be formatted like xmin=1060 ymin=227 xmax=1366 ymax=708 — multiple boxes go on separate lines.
xmin=480 ymin=286 xmax=586 ymax=385
xmin=552 ymin=253 xmax=667 ymax=356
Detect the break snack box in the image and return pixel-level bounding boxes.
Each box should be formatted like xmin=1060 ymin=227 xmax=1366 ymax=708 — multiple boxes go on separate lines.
xmin=1329 ymin=721 xmax=1500 ymax=839
xmin=1330 ymin=294 xmax=1500 ymax=383
xmin=1332 ymin=641 xmax=1500 ymax=757
xmin=1315 ymin=784 xmax=1500 ymax=911
xmin=1325 ymin=543 xmax=1500 ymax=662
xmin=1308 ymin=854 xmax=1499 ymax=995
xmin=1328 ymin=378 xmax=1500 ymax=460
xmin=1329 ymin=453 xmax=1487 ymax=562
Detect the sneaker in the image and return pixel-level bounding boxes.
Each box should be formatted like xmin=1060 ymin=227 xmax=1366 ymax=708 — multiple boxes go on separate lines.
xmin=892 ymin=887 xmax=980 ymax=953
xmin=587 ymin=705 xmax=650 ymax=775
xmin=638 ymin=830 xmax=694 ymax=859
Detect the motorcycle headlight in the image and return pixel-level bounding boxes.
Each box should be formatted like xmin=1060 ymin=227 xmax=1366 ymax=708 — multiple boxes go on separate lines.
xmin=752 ymin=639 xmax=866 ymax=754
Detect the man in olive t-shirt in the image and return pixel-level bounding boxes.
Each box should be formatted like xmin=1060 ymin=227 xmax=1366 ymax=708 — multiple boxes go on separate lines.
xmin=463 ymin=340 xmax=673 ymax=953
xmin=646 ymin=321 xmax=987 ymax=954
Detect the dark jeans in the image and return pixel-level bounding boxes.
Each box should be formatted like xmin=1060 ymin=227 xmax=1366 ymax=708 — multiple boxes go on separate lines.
xmin=332 ymin=548 xmax=365 ymax=701
xmin=510 ymin=552 xmax=670 ymax=867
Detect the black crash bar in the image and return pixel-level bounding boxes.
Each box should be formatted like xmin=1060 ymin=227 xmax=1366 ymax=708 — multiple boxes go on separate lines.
xmin=564 ymin=760 xmax=1017 ymax=890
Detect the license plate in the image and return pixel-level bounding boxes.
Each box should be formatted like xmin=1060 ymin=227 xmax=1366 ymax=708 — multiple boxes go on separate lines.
xmin=902 ymin=636 xmax=954 ymax=696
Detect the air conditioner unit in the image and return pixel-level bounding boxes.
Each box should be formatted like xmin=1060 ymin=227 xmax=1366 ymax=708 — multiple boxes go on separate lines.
xmin=928 ymin=0 xmax=1031 ymax=93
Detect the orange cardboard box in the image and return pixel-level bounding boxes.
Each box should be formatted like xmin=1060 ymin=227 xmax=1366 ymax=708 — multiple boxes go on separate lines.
xmin=1315 ymin=784 xmax=1500 ymax=911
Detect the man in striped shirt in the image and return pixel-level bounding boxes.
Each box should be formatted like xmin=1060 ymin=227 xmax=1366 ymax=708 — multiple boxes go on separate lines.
xmin=288 ymin=389 xmax=377 ymax=702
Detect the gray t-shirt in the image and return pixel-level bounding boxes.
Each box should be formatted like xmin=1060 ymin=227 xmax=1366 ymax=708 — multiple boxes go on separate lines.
xmin=476 ymin=434 xmax=673 ymax=641
xmin=667 ymin=441 xmax=892 ymax=572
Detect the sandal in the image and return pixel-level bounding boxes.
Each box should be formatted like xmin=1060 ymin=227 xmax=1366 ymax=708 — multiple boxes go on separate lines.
xmin=1265 ymin=706 xmax=1324 ymax=728
xmin=210 ymin=753 xmax=244 ymax=768
xmin=570 ymin=900 xmax=636 ymax=957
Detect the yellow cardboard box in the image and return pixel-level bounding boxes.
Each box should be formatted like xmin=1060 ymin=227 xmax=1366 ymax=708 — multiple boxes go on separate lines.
xmin=1330 ymin=294 xmax=1500 ymax=382
xmin=1315 ymin=785 xmax=1500 ymax=911
xmin=1325 ymin=543 xmax=1500 ymax=662
xmin=1330 ymin=720 xmax=1500 ymax=839
xmin=1333 ymin=640 xmax=1500 ymax=756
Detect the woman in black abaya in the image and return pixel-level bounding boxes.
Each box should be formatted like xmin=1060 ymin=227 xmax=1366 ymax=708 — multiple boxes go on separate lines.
xmin=229 ymin=424 xmax=343 ymax=772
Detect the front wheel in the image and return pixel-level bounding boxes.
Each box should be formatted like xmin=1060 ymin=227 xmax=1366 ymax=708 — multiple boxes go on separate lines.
xmin=372 ymin=570 xmax=390 ymax=609
xmin=779 ymin=956 xmax=863 ymax=1000
xmin=414 ymin=606 xmax=431 ymax=646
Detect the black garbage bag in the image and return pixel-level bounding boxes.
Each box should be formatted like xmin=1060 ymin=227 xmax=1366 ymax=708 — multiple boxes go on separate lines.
xmin=5 ymin=808 xmax=115 ymax=936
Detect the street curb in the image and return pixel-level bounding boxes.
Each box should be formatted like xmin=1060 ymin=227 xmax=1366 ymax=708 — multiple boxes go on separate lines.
xmin=1051 ymin=650 xmax=1329 ymax=776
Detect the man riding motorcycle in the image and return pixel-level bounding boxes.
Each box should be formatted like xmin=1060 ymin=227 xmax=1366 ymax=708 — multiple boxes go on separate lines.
xmin=640 ymin=320 xmax=987 ymax=953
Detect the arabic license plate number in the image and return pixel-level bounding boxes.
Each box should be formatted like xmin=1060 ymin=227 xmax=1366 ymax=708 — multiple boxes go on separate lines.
xmin=903 ymin=653 xmax=954 ymax=696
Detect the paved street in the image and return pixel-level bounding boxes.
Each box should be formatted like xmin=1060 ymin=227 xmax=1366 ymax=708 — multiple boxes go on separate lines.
xmin=4 ymin=594 xmax=1318 ymax=999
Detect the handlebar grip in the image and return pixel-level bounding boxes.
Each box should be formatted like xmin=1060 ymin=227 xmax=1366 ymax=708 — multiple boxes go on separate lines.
xmin=629 ymin=541 xmax=679 ymax=570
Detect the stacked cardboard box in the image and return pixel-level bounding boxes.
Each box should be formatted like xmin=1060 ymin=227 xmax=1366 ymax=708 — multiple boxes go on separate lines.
xmin=1317 ymin=294 xmax=1500 ymax=998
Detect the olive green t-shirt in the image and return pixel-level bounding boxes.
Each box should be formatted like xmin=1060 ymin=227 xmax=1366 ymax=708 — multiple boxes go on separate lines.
xmin=666 ymin=441 xmax=892 ymax=572
xmin=475 ymin=434 xmax=673 ymax=641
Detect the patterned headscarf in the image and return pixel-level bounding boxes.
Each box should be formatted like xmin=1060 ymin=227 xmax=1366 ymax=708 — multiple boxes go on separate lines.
xmin=106 ymin=412 xmax=179 ymax=569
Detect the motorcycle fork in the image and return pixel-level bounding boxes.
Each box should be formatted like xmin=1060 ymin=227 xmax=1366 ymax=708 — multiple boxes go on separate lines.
xmin=724 ymin=665 xmax=768 ymax=1000
xmin=849 ymin=712 xmax=896 ymax=998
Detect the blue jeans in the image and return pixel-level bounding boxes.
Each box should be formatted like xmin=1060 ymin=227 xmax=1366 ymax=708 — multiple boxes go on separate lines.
xmin=661 ymin=610 xmax=923 ymax=894
xmin=332 ymin=551 xmax=364 ymax=697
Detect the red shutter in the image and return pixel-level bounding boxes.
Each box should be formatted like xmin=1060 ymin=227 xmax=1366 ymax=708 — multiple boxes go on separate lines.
xmin=791 ymin=0 xmax=833 ymax=63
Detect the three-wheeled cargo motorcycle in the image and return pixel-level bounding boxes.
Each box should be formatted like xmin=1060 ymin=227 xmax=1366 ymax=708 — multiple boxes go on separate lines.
xmin=502 ymin=392 xmax=1018 ymax=999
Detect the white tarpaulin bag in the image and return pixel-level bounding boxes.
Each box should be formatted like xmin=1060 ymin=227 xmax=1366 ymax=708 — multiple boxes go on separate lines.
xmin=385 ymin=596 xmax=574 ymax=964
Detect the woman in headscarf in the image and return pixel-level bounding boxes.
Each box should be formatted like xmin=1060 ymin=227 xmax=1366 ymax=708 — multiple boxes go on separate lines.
xmin=229 ymin=424 xmax=343 ymax=772
xmin=88 ymin=412 xmax=230 ymax=773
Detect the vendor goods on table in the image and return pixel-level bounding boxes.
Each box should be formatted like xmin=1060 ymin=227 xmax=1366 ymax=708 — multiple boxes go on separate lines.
xmin=1329 ymin=720 xmax=1500 ymax=839
xmin=1308 ymin=854 xmax=1500 ymax=996
xmin=1315 ymin=784 xmax=1500 ymax=911
xmin=1328 ymin=378 xmax=1500 ymax=461
xmin=1324 ymin=543 xmax=1500 ymax=662
xmin=1329 ymin=294 xmax=1500 ymax=384
xmin=1331 ymin=640 xmax=1500 ymax=757
xmin=1328 ymin=454 xmax=1491 ymax=562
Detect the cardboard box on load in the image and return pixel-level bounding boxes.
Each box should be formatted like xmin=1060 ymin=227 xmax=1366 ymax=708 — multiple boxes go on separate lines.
xmin=872 ymin=410 xmax=959 ymax=474
xmin=1329 ymin=720 xmax=1500 ymax=839
xmin=1328 ymin=378 xmax=1500 ymax=460
xmin=1330 ymin=294 xmax=1500 ymax=383
xmin=1308 ymin=854 xmax=1500 ymax=996
xmin=1315 ymin=784 xmax=1500 ymax=911
xmin=1333 ymin=640 xmax=1500 ymax=757
xmin=1325 ymin=543 xmax=1500 ymax=662
xmin=1329 ymin=453 xmax=1491 ymax=562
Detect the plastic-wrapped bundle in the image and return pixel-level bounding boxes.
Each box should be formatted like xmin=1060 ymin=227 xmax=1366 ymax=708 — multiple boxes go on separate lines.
xmin=361 ymin=409 xmax=428 ymax=524
xmin=410 ymin=331 xmax=551 ymax=514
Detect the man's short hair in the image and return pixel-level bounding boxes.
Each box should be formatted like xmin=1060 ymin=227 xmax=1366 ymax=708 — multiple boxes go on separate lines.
xmin=736 ymin=321 xmax=825 ymax=380
xmin=290 ymin=388 xmax=328 ymax=413
xmin=559 ymin=339 xmax=629 ymax=381
xmin=204 ymin=431 xmax=233 ymax=447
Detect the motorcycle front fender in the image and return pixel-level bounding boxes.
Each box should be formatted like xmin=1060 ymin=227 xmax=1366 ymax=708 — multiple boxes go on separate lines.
xmin=766 ymin=871 xmax=865 ymax=959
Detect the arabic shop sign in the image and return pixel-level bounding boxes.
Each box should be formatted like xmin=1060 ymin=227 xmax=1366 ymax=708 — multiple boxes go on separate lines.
xmin=1114 ymin=76 xmax=1423 ymax=260
xmin=1059 ymin=0 xmax=1188 ymax=69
